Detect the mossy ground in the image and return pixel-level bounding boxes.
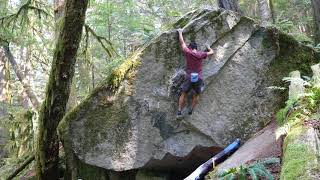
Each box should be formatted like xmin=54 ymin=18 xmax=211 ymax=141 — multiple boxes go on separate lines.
xmin=277 ymin=85 xmax=320 ymax=179
xmin=281 ymin=127 xmax=319 ymax=180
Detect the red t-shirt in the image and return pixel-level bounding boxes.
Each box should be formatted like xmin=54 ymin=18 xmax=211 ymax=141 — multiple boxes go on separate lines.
xmin=183 ymin=47 xmax=208 ymax=79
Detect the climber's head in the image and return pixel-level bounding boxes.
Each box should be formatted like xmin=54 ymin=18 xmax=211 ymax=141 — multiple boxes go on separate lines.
xmin=188 ymin=42 xmax=197 ymax=50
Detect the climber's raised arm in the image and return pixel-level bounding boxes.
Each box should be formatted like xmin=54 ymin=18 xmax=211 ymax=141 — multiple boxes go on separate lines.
xmin=206 ymin=44 xmax=214 ymax=56
xmin=177 ymin=29 xmax=187 ymax=50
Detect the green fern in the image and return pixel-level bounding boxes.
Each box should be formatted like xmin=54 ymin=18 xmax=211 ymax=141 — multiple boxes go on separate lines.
xmin=223 ymin=173 xmax=236 ymax=180
xmin=216 ymin=158 xmax=279 ymax=180
xmin=248 ymin=168 xmax=258 ymax=180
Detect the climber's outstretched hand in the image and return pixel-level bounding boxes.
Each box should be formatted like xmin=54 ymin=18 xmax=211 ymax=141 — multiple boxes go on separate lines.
xmin=177 ymin=28 xmax=187 ymax=50
xmin=205 ymin=44 xmax=214 ymax=56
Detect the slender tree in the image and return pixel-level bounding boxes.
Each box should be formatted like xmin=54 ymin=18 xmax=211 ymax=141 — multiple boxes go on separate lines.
xmin=257 ymin=0 xmax=274 ymax=25
xmin=0 ymin=48 xmax=10 ymax=102
xmin=218 ymin=0 xmax=241 ymax=14
xmin=3 ymin=44 xmax=40 ymax=109
xmin=312 ymin=0 xmax=320 ymax=44
xmin=0 ymin=0 xmax=11 ymax=103
xmin=35 ymin=0 xmax=89 ymax=179
xmin=19 ymin=46 xmax=33 ymax=107
xmin=269 ymin=0 xmax=275 ymax=23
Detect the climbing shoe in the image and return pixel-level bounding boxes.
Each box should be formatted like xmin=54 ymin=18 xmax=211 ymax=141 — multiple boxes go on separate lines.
xmin=176 ymin=111 xmax=183 ymax=119
xmin=188 ymin=109 xmax=193 ymax=115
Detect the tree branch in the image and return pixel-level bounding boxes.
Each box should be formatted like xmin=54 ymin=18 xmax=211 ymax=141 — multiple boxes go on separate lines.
xmin=84 ymin=24 xmax=118 ymax=57
xmin=3 ymin=44 xmax=40 ymax=109
xmin=6 ymin=155 xmax=35 ymax=180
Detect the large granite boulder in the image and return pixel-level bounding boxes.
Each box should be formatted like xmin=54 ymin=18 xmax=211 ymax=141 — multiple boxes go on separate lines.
xmin=58 ymin=8 xmax=318 ymax=179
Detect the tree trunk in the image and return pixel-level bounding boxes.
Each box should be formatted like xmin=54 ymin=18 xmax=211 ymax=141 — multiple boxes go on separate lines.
xmin=0 ymin=0 xmax=11 ymax=103
xmin=257 ymin=0 xmax=273 ymax=25
xmin=123 ymin=38 xmax=127 ymax=57
xmin=269 ymin=0 xmax=275 ymax=23
xmin=312 ymin=0 xmax=320 ymax=44
xmin=91 ymin=64 xmax=95 ymax=89
xmin=107 ymin=0 xmax=112 ymax=42
xmin=3 ymin=45 xmax=40 ymax=109
xmin=0 ymin=48 xmax=9 ymax=102
xmin=20 ymin=46 xmax=32 ymax=108
xmin=78 ymin=58 xmax=91 ymax=94
xmin=218 ymin=0 xmax=241 ymax=14
xmin=0 ymin=0 xmax=8 ymax=17
xmin=35 ymin=0 xmax=89 ymax=179
xmin=66 ymin=67 xmax=77 ymax=110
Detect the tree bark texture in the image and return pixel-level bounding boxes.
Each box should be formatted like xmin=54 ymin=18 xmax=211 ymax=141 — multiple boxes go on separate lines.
xmin=20 ymin=46 xmax=32 ymax=107
xmin=66 ymin=71 xmax=77 ymax=111
xmin=3 ymin=45 xmax=40 ymax=109
xmin=0 ymin=1 xmax=11 ymax=103
xmin=78 ymin=58 xmax=91 ymax=94
xmin=257 ymin=0 xmax=272 ymax=25
xmin=218 ymin=0 xmax=241 ymax=14
xmin=0 ymin=48 xmax=9 ymax=102
xmin=312 ymin=0 xmax=320 ymax=44
xmin=35 ymin=0 xmax=89 ymax=179
xmin=269 ymin=0 xmax=275 ymax=23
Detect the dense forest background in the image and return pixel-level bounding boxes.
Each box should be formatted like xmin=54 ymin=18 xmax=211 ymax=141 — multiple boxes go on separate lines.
xmin=0 ymin=0 xmax=319 ymax=179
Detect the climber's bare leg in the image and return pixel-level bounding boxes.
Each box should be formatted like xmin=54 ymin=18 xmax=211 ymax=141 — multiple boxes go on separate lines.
xmin=191 ymin=94 xmax=199 ymax=113
xmin=178 ymin=92 xmax=187 ymax=112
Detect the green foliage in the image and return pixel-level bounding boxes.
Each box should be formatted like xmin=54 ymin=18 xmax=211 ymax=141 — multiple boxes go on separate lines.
xmin=277 ymin=77 xmax=320 ymax=179
xmin=0 ymin=106 xmax=35 ymax=179
xmin=275 ymin=17 xmax=294 ymax=33
xmin=281 ymin=138 xmax=319 ymax=179
xmin=240 ymin=0 xmax=315 ymax=46
xmin=315 ymin=44 xmax=320 ymax=52
xmin=276 ymin=77 xmax=320 ymax=125
xmin=274 ymin=12 xmax=313 ymax=45
xmin=215 ymin=158 xmax=279 ymax=180
xmin=83 ymin=24 xmax=116 ymax=58
xmin=0 ymin=0 xmax=52 ymax=43
xmin=307 ymin=43 xmax=320 ymax=52
xmin=276 ymin=97 xmax=298 ymax=124
xmin=0 ymin=107 xmax=34 ymax=162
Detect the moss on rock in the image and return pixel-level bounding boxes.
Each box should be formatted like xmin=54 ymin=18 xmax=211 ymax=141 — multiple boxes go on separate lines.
xmin=281 ymin=126 xmax=319 ymax=180
xmin=57 ymin=49 xmax=144 ymax=177
xmin=268 ymin=31 xmax=318 ymax=86
xmin=279 ymin=84 xmax=320 ymax=180
xmin=58 ymin=48 xmax=143 ymax=137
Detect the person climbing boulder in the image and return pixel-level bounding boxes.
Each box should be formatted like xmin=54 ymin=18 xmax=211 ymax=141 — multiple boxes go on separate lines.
xmin=176 ymin=28 xmax=215 ymax=119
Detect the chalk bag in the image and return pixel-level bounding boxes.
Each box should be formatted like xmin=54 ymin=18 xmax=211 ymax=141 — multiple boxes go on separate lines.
xmin=190 ymin=73 xmax=199 ymax=83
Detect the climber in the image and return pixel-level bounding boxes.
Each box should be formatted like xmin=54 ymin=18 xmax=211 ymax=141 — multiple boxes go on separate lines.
xmin=176 ymin=28 xmax=214 ymax=119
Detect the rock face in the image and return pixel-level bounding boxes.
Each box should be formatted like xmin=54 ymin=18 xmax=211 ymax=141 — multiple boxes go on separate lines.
xmin=58 ymin=8 xmax=318 ymax=179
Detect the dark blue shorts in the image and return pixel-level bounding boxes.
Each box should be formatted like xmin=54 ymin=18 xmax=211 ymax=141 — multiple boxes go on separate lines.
xmin=181 ymin=79 xmax=204 ymax=94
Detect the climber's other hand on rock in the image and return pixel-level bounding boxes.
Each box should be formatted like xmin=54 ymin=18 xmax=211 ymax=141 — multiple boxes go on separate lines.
xmin=177 ymin=28 xmax=183 ymax=34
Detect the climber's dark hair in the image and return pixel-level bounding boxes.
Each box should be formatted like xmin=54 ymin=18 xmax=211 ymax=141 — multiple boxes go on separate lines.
xmin=188 ymin=42 xmax=197 ymax=50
